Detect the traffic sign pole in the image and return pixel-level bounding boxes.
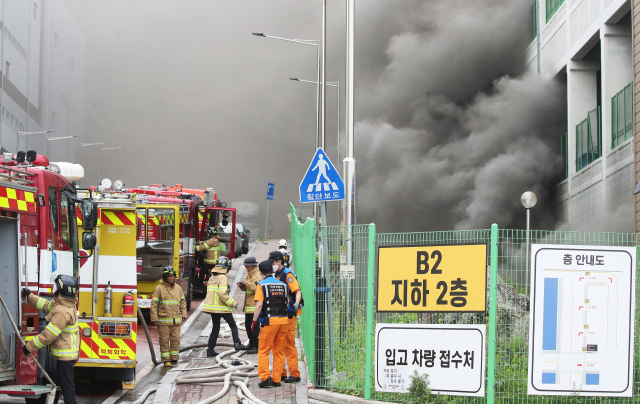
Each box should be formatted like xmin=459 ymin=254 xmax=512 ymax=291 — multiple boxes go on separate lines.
xmin=264 ymin=199 xmax=270 ymax=240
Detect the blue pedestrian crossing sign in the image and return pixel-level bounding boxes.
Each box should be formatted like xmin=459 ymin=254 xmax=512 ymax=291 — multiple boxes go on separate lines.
xmin=299 ymin=148 xmax=344 ymax=203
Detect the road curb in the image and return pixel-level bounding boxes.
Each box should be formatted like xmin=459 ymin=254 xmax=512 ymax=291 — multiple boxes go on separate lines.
xmin=308 ymin=389 xmax=393 ymax=404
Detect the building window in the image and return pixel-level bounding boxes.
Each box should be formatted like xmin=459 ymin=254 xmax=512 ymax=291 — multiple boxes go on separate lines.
xmin=5 ymin=61 xmax=9 ymax=80
xmin=546 ymin=0 xmax=565 ymax=22
xmin=559 ymin=132 xmax=568 ymax=182
xmin=530 ymin=1 xmax=537 ymax=43
xmin=575 ymin=106 xmax=601 ymax=172
xmin=33 ymin=3 xmax=37 ymax=19
xmin=611 ymin=82 xmax=633 ymax=149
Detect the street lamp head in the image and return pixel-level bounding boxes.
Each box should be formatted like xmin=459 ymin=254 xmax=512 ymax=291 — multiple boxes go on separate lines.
xmin=252 ymin=32 xmax=265 ymax=37
xmin=289 ymin=77 xmax=299 ymax=81
xmin=521 ymin=191 xmax=537 ymax=209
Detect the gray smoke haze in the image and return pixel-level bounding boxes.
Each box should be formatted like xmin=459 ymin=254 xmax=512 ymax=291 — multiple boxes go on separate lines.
xmin=352 ymin=1 xmax=566 ymax=232
xmin=62 ymin=0 xmax=568 ymax=236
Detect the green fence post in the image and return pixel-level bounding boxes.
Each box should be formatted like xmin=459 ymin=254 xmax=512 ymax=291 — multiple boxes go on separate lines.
xmin=487 ymin=223 xmax=498 ymax=404
xmin=364 ymin=223 xmax=376 ymax=399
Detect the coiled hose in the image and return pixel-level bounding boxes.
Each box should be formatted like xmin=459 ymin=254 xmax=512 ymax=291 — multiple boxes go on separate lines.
xmin=135 ymin=308 xmax=268 ymax=403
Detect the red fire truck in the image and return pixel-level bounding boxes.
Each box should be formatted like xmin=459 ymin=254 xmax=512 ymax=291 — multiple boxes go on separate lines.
xmin=126 ymin=185 xmax=237 ymax=307
xmin=0 ymin=151 xmax=99 ymax=401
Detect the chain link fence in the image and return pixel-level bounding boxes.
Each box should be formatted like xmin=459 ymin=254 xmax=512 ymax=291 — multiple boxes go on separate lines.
xmin=289 ymin=204 xmax=640 ymax=403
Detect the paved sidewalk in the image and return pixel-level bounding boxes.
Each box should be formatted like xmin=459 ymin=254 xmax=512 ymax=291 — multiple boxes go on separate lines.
xmin=163 ymin=239 xmax=311 ymax=404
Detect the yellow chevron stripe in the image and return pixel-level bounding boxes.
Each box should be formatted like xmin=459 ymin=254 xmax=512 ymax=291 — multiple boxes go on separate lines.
xmin=104 ymin=211 xmax=124 ymax=226
xmin=124 ymin=212 xmax=136 ymax=223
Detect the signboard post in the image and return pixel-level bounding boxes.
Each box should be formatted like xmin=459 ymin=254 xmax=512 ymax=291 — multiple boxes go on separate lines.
xmin=264 ymin=183 xmax=274 ymax=239
xmin=375 ymin=324 xmax=486 ymax=396
xmin=377 ymin=244 xmax=487 ymax=312
xmin=527 ymin=244 xmax=637 ymax=397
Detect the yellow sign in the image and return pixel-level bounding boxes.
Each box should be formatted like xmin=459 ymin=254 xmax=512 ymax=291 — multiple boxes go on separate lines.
xmin=377 ymin=244 xmax=487 ymax=312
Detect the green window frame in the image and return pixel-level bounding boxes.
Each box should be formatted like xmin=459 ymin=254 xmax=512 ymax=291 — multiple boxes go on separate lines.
xmin=559 ymin=132 xmax=568 ymax=182
xmin=530 ymin=1 xmax=538 ymax=43
xmin=611 ymin=82 xmax=633 ymax=149
xmin=575 ymin=106 xmax=601 ymax=172
xmin=546 ymin=0 xmax=565 ymax=22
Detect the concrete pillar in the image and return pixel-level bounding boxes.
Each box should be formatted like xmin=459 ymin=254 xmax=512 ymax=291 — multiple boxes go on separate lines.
xmin=567 ymin=60 xmax=600 ymax=174
xmin=567 ymin=60 xmax=600 ymax=222
xmin=601 ymin=24 xmax=632 ymax=212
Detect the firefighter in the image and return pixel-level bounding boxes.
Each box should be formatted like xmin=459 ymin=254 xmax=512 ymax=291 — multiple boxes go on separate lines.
xmin=150 ymin=266 xmax=187 ymax=366
xmin=196 ymin=228 xmax=222 ymax=287
xmin=269 ymin=250 xmax=302 ymax=383
xmin=237 ymin=256 xmax=262 ymax=354
xmin=204 ymin=256 xmax=250 ymax=356
xmin=252 ymin=260 xmax=289 ymax=388
xmin=279 ymin=239 xmax=292 ymax=268
xmin=21 ymin=275 xmax=80 ymax=404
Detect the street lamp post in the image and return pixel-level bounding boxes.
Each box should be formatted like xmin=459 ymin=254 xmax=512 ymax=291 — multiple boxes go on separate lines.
xmin=18 ymin=130 xmax=53 ymax=153
xmin=81 ymin=142 xmax=105 ymax=166
xmin=521 ymin=191 xmax=538 ymax=273
xmin=252 ymin=32 xmax=320 ymax=148
xmin=290 ymin=78 xmax=340 ymax=163
xmin=46 ymin=135 xmax=78 ymax=161
xmin=100 ymin=146 xmax=122 ymax=180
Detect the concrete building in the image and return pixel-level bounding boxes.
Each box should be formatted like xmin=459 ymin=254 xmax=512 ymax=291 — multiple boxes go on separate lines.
xmin=0 ymin=0 xmax=84 ymax=162
xmin=527 ymin=0 xmax=634 ymax=225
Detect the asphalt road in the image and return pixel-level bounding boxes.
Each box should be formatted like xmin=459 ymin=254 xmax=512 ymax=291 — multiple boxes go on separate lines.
xmin=0 ymin=253 xmax=246 ymax=404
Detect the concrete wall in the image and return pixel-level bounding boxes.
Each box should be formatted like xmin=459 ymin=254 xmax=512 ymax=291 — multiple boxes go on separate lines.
xmin=0 ymin=0 xmax=85 ymax=163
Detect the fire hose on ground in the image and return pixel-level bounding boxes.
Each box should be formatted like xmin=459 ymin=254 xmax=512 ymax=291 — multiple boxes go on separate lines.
xmin=136 ymin=310 xmax=266 ymax=404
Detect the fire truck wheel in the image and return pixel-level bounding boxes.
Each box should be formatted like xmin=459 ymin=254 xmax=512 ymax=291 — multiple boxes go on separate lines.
xmin=24 ymin=388 xmax=59 ymax=404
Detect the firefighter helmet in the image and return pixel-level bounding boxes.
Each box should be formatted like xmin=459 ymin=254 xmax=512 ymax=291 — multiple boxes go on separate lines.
xmin=206 ymin=228 xmax=218 ymax=238
xmin=162 ymin=266 xmax=177 ymax=283
xmin=278 ymin=239 xmax=288 ymax=249
xmin=53 ymin=275 xmax=79 ymax=298
xmin=216 ymin=256 xmax=230 ymax=269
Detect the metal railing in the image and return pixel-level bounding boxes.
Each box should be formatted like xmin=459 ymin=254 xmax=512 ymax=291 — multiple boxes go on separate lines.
xmin=575 ymin=106 xmax=601 ymax=172
xmin=612 ymin=82 xmax=633 ymax=149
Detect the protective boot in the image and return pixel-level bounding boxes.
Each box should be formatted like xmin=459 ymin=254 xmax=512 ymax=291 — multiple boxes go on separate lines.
xmin=206 ymin=348 xmax=218 ymax=357
xmin=234 ymin=342 xmax=251 ymax=351
xmin=247 ymin=338 xmax=259 ymax=354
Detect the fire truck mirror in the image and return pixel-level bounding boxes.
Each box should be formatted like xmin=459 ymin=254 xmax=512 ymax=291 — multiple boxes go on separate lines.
xmin=82 ymin=198 xmax=98 ymax=230
xmin=82 ymin=232 xmax=97 ymax=250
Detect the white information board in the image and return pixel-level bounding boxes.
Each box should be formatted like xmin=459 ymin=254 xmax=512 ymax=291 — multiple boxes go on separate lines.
xmin=375 ymin=324 xmax=485 ymax=396
xmin=528 ymin=244 xmax=637 ymax=397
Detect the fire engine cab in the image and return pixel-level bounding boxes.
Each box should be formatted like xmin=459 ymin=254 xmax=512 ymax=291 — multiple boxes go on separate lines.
xmin=0 ymin=151 xmax=99 ymax=400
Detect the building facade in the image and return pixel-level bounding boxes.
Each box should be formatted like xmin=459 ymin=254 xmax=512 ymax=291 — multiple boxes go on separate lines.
xmin=528 ymin=0 xmax=634 ymax=226
xmin=0 ymin=0 xmax=84 ymax=162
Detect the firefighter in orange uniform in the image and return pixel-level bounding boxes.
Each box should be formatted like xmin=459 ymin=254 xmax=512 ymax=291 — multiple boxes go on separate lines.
xmin=269 ymin=250 xmax=302 ymax=383
xmin=150 ymin=266 xmax=187 ymax=366
xmin=252 ymin=260 xmax=289 ymax=388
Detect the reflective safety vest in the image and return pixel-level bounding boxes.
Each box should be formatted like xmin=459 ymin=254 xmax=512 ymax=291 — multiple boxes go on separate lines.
xmin=258 ymin=276 xmax=288 ymax=326
xmin=150 ymin=283 xmax=187 ymax=324
xmin=276 ymin=267 xmax=304 ymax=311
xmin=198 ymin=236 xmax=221 ymax=264
xmin=26 ymin=294 xmax=80 ymax=361
xmin=203 ymin=273 xmax=236 ymax=313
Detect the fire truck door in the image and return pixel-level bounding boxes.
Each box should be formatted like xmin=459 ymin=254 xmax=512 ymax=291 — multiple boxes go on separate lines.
xmin=0 ymin=217 xmax=18 ymax=377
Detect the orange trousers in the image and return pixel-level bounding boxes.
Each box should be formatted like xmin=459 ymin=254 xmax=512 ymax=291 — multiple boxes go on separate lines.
xmin=280 ymin=316 xmax=300 ymax=378
xmin=258 ymin=323 xmax=288 ymax=383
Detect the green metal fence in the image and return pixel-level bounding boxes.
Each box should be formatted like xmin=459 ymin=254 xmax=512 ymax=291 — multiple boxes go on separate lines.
xmin=289 ymin=208 xmax=640 ymax=403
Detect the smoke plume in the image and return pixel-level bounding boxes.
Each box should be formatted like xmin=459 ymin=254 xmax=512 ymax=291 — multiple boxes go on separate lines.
xmin=353 ymin=0 xmax=566 ymax=232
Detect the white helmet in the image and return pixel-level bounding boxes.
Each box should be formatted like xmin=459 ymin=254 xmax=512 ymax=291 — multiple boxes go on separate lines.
xmin=278 ymin=239 xmax=288 ymax=249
